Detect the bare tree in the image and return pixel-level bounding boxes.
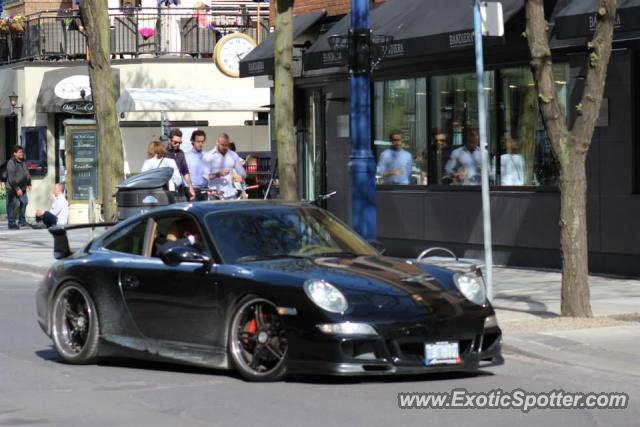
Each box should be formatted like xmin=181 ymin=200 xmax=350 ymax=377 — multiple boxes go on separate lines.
xmin=79 ymin=0 xmax=124 ymax=221
xmin=273 ymin=0 xmax=298 ymax=200
xmin=525 ymin=0 xmax=616 ymax=316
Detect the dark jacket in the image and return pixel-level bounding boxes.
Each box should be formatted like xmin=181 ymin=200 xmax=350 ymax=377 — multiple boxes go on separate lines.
xmin=6 ymin=157 xmax=31 ymax=191
xmin=165 ymin=145 xmax=190 ymax=179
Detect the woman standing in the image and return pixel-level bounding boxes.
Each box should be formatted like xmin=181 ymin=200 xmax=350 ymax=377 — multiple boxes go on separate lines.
xmin=141 ymin=140 xmax=182 ymax=191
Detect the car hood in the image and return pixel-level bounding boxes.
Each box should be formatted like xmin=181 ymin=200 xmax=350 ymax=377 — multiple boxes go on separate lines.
xmin=245 ymin=255 xmax=460 ymax=298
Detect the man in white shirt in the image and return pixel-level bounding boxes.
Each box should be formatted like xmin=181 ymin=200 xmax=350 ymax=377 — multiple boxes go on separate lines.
xmin=34 ymin=183 xmax=69 ymax=228
xmin=204 ymin=133 xmax=246 ymax=199
xmin=445 ymin=129 xmax=482 ymax=185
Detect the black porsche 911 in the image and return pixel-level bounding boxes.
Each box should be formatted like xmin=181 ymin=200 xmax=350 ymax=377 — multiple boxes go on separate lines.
xmin=36 ymin=201 xmax=503 ymax=381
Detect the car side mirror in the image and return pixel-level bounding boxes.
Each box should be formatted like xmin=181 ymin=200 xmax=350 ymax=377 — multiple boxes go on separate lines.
xmin=369 ymin=239 xmax=386 ymax=254
xmin=160 ymin=246 xmax=212 ymax=267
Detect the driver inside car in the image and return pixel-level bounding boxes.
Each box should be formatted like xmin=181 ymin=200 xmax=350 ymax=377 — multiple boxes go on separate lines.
xmin=155 ymin=218 xmax=202 ymax=254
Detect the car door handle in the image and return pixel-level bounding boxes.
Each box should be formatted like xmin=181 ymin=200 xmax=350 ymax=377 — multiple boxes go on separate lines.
xmin=121 ymin=273 xmax=140 ymax=290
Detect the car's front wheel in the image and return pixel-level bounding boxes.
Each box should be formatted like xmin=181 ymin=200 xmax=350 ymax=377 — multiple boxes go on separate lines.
xmin=51 ymin=282 xmax=99 ymax=364
xmin=229 ymin=296 xmax=288 ymax=381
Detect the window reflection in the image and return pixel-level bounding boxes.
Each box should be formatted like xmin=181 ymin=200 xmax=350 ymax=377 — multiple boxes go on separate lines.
xmin=374 ymin=78 xmax=427 ymax=185
xmin=372 ymin=65 xmax=567 ymax=188
xmin=498 ymin=66 xmax=565 ymax=186
xmin=430 ymin=72 xmax=496 ymax=185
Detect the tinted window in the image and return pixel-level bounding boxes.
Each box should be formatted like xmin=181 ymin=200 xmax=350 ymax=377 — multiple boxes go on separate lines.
xmin=103 ymin=220 xmax=148 ymax=255
xmin=205 ymin=206 xmax=376 ymax=264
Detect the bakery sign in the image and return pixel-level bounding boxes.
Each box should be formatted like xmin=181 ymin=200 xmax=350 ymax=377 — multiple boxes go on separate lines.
xmin=62 ymin=101 xmax=94 ymax=115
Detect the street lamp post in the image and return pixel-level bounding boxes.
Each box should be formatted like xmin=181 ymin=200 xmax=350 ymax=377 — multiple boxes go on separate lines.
xmin=473 ymin=0 xmax=494 ymax=302
xmin=349 ymin=0 xmax=376 ymax=240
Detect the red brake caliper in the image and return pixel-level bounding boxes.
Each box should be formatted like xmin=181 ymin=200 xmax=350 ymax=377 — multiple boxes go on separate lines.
xmin=246 ymin=318 xmax=257 ymax=334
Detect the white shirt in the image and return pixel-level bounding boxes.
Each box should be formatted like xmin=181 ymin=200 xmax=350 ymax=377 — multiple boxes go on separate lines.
xmin=445 ymin=146 xmax=482 ymax=185
xmin=499 ymin=153 xmax=525 ymax=186
xmin=50 ymin=193 xmax=69 ymax=225
xmin=141 ymin=156 xmax=182 ymax=191
xmin=203 ymin=150 xmax=246 ymax=197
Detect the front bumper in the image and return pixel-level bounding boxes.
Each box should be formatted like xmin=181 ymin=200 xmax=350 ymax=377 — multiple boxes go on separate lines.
xmin=286 ymin=327 xmax=503 ymax=376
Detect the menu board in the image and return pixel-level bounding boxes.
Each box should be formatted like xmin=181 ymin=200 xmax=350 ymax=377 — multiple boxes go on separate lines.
xmin=68 ymin=127 xmax=99 ymax=201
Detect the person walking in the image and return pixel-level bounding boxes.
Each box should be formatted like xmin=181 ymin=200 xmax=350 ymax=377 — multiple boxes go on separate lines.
xmin=185 ymin=129 xmax=208 ymax=201
xmin=165 ymin=128 xmax=196 ymax=200
xmin=6 ymin=146 xmax=31 ymax=230
xmin=204 ymin=133 xmax=246 ymax=199
xmin=141 ymin=140 xmax=182 ymax=191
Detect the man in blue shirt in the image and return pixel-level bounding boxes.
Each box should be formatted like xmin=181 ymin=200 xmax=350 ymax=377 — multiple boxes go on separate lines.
xmin=377 ymin=131 xmax=413 ymax=185
xmin=185 ymin=130 xmax=208 ymax=201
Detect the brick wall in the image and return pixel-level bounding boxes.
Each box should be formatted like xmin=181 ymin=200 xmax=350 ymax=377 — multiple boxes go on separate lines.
xmin=294 ymin=0 xmax=351 ymax=16
xmin=269 ymin=0 xmax=386 ymax=24
xmin=5 ymin=1 xmax=74 ymax=17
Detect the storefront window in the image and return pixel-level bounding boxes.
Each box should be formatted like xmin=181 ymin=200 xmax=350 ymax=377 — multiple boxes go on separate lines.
xmin=430 ymin=72 xmax=496 ymax=185
xmin=373 ymin=66 xmax=566 ymax=188
xmin=499 ymin=65 xmax=566 ymax=186
xmin=374 ymin=78 xmax=427 ymax=185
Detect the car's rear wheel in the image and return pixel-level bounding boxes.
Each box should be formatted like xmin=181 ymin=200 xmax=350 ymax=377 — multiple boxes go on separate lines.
xmin=229 ymin=296 xmax=288 ymax=381
xmin=51 ymin=282 xmax=99 ymax=364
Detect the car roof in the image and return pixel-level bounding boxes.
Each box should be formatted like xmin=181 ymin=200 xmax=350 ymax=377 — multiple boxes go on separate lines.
xmin=154 ymin=200 xmax=314 ymax=217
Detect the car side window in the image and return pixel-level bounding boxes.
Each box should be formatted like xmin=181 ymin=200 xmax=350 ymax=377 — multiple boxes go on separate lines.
xmin=103 ymin=220 xmax=148 ymax=256
xmin=150 ymin=215 xmax=206 ymax=258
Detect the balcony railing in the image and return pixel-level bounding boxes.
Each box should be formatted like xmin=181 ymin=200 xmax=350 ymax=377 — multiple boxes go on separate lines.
xmin=0 ymin=7 xmax=270 ymax=64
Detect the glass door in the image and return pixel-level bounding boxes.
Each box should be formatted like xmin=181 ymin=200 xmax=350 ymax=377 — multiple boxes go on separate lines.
xmin=302 ymin=90 xmax=326 ymax=203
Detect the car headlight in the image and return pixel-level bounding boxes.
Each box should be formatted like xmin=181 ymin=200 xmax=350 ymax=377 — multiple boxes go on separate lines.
xmin=304 ymin=279 xmax=348 ymax=313
xmin=453 ymin=273 xmax=486 ymax=306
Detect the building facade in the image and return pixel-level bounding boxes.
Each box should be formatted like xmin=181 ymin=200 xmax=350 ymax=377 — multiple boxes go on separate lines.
xmin=249 ymin=0 xmax=640 ymax=275
xmin=0 ymin=0 xmax=272 ymax=221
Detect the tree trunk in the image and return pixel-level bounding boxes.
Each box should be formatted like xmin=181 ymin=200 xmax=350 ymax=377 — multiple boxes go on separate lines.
xmin=559 ymin=150 xmax=592 ymax=316
xmin=80 ymin=0 xmax=124 ymax=221
xmin=526 ymin=0 xmax=616 ymax=317
xmin=274 ymin=0 xmax=297 ymax=201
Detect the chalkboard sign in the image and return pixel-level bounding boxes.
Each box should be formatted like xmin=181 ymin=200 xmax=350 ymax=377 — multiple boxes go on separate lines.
xmin=68 ymin=127 xmax=99 ymax=201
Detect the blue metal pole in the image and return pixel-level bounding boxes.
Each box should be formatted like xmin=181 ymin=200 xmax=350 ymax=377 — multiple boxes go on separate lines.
xmin=350 ymin=0 xmax=377 ymax=240
xmin=473 ymin=0 xmax=494 ymax=302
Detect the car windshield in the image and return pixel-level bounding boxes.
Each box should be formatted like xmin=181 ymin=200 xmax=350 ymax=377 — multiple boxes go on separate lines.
xmin=204 ymin=205 xmax=377 ymax=264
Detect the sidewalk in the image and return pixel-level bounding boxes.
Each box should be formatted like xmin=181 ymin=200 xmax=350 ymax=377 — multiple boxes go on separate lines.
xmin=0 ymin=219 xmax=638 ymax=376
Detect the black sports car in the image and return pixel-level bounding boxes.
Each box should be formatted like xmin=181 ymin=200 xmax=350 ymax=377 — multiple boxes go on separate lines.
xmin=36 ymin=201 xmax=503 ymax=381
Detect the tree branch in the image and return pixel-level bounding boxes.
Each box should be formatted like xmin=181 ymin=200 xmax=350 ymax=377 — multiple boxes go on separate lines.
xmin=571 ymin=0 xmax=616 ymax=153
xmin=525 ymin=0 xmax=569 ymax=166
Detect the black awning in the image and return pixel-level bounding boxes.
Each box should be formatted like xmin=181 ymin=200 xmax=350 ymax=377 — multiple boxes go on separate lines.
xmin=554 ymin=0 xmax=640 ymax=39
xmin=303 ymin=0 xmax=524 ymax=71
xmin=239 ymin=11 xmax=326 ymax=78
xmin=36 ymin=66 xmax=120 ymax=113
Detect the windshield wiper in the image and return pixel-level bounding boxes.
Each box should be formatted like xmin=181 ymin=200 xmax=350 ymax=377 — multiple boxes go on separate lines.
xmin=236 ymin=254 xmax=310 ymax=262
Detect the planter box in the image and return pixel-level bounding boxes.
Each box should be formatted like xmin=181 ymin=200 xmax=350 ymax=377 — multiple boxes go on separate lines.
xmin=0 ymin=198 xmax=6 ymax=215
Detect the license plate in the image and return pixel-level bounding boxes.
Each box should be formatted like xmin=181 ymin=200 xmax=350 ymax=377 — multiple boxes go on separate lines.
xmin=425 ymin=341 xmax=460 ymax=366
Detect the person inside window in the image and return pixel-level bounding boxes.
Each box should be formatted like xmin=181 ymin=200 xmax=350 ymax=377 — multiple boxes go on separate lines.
xmin=155 ymin=218 xmax=202 ymax=254
xmin=444 ymin=129 xmax=482 ymax=185
xmin=497 ymin=138 xmax=525 ymax=186
xmin=376 ymin=131 xmax=413 ymax=185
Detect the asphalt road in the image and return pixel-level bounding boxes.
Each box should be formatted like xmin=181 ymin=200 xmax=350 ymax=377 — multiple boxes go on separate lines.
xmin=0 ymin=267 xmax=637 ymax=427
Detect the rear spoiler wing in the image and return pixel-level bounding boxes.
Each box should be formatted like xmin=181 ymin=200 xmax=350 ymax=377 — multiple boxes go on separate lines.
xmin=49 ymin=223 xmax=117 ymax=260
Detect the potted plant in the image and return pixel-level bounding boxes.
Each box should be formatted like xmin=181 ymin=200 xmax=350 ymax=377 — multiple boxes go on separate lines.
xmin=9 ymin=16 xmax=25 ymax=33
xmin=0 ymin=18 xmax=10 ymax=36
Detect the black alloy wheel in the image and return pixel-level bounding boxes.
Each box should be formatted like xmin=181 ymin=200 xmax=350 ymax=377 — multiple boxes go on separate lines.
xmin=229 ymin=296 xmax=288 ymax=381
xmin=51 ymin=283 xmax=100 ymax=364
